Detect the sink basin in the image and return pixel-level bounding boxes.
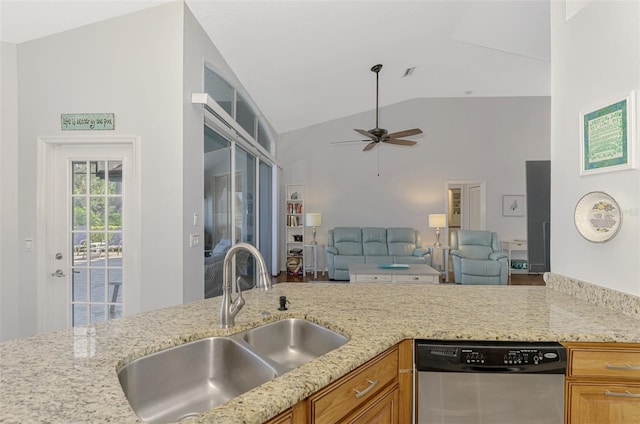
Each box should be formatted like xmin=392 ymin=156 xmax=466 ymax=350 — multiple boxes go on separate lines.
xmin=239 ymin=318 xmax=349 ymax=369
xmin=118 ymin=337 xmax=277 ymax=423
xmin=118 ymin=319 xmax=349 ymax=423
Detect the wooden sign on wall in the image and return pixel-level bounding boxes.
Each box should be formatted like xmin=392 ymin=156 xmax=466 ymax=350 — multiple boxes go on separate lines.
xmin=61 ymin=113 xmax=114 ymax=130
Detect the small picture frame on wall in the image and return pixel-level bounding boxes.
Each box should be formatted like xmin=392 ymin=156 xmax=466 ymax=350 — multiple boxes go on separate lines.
xmin=580 ymin=92 xmax=636 ymax=175
xmin=502 ymin=195 xmax=525 ymax=217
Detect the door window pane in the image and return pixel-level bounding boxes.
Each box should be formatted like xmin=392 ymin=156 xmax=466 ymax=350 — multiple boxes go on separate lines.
xmin=70 ymin=160 xmax=124 ymax=326
xmin=236 ymin=93 xmax=256 ymax=138
xmin=204 ymin=67 xmax=233 ymax=116
xmin=257 ymin=121 xmax=271 ymax=152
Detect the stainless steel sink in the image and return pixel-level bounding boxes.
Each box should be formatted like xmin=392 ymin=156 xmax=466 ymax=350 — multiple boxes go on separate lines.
xmin=239 ymin=318 xmax=349 ymax=369
xmin=117 ymin=319 xmax=348 ymax=423
xmin=117 ymin=337 xmax=278 ymax=423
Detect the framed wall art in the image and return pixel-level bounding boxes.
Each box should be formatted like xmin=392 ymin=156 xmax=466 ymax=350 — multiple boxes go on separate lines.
xmin=580 ymin=92 xmax=635 ymax=175
xmin=502 ymin=195 xmax=525 ymax=217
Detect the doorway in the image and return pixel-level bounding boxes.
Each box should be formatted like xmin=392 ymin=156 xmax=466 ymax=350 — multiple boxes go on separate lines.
xmin=37 ymin=137 xmax=139 ymax=333
xmin=445 ymin=181 xmax=486 ymax=244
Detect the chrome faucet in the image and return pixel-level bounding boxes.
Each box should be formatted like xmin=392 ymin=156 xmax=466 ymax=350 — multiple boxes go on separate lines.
xmin=220 ymin=243 xmax=272 ymax=328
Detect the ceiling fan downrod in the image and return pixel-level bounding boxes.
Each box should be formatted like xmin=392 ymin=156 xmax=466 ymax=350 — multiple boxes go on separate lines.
xmin=371 ymin=64 xmax=382 ymax=130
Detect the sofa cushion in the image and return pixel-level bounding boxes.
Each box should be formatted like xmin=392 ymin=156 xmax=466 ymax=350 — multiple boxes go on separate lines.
xmin=459 ymin=245 xmax=493 ymax=260
xmin=394 ymin=255 xmax=427 ymax=265
xmin=387 ymin=227 xmax=419 ymax=256
xmin=362 ymin=227 xmax=388 ymax=256
xmin=332 ymin=227 xmax=363 ymax=256
xmin=365 ymin=255 xmax=393 ymax=264
xmin=334 ymin=255 xmax=365 ymax=270
xmin=461 ymin=258 xmax=502 ymax=276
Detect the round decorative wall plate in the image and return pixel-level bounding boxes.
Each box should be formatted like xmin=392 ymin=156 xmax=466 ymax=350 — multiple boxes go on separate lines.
xmin=574 ymin=191 xmax=622 ymax=243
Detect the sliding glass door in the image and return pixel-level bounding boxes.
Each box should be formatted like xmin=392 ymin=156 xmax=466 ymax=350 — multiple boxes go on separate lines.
xmin=259 ymin=161 xmax=273 ymax=274
xmin=234 ymin=146 xmax=256 ymax=289
xmin=204 ymin=126 xmax=231 ymax=298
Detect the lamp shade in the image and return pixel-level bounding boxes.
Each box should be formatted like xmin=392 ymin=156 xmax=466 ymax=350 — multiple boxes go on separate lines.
xmin=428 ymin=214 xmax=446 ymax=228
xmin=305 ymin=213 xmax=322 ymax=227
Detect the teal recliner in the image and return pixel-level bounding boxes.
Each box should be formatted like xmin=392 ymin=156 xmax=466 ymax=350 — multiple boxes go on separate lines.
xmin=450 ymin=230 xmax=509 ymax=285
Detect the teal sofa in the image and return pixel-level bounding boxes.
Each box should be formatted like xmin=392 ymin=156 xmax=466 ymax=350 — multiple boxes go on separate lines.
xmin=326 ymin=227 xmax=431 ymax=280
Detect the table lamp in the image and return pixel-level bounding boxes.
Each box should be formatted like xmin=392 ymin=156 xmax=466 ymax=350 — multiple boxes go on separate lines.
xmin=305 ymin=213 xmax=322 ymax=244
xmin=428 ymin=214 xmax=447 ymax=247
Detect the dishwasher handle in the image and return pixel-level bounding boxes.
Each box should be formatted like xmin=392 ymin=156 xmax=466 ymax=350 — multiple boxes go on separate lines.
xmin=465 ymin=365 xmax=525 ymax=373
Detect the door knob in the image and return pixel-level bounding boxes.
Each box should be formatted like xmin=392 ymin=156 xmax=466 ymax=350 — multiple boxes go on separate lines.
xmin=51 ymin=269 xmax=65 ymax=277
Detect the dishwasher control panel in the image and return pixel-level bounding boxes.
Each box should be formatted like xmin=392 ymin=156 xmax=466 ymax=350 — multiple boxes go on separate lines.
xmin=460 ymin=346 xmax=560 ymax=365
xmin=415 ymin=340 xmax=567 ymax=374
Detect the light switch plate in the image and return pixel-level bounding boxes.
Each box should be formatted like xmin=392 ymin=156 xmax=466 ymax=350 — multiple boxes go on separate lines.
xmin=189 ymin=234 xmax=200 ymax=247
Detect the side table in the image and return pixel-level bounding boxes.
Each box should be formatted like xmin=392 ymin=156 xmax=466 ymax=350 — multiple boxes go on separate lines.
xmin=427 ymin=245 xmax=450 ymax=283
xmin=501 ymin=240 xmax=528 ymax=276
xmin=303 ymin=243 xmax=325 ymax=279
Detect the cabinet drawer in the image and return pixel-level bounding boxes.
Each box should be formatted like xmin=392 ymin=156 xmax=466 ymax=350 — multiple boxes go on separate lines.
xmin=570 ymin=348 xmax=640 ymax=379
xmin=396 ymin=274 xmax=438 ymax=284
xmin=354 ymin=274 xmax=393 ymax=283
xmin=310 ymin=346 xmax=398 ymax=424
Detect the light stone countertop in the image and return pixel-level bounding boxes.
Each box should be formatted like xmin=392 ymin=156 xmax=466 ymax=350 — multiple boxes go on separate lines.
xmin=2 ymin=282 xmax=640 ymax=424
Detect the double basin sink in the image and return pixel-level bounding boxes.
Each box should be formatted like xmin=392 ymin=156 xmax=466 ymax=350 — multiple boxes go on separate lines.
xmin=117 ymin=318 xmax=349 ymax=423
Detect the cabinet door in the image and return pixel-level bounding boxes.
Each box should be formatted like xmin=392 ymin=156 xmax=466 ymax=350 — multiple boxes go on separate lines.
xmin=309 ymin=347 xmax=398 ymax=424
xmin=341 ymin=383 xmax=399 ymax=424
xmin=568 ymin=382 xmax=640 ymax=424
xmin=264 ymin=408 xmax=293 ymax=424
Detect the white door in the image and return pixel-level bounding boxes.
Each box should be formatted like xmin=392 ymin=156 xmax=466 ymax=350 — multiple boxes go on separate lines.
xmin=39 ymin=140 xmax=137 ymax=332
xmin=468 ymin=185 xmax=482 ymax=230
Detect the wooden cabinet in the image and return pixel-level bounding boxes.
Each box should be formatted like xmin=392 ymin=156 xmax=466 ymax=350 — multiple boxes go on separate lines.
xmin=268 ymin=340 xmax=412 ymax=424
xmin=309 ymin=343 xmax=399 ymax=424
xmin=264 ymin=408 xmax=293 ymax=424
xmin=564 ymin=342 xmax=640 ymax=424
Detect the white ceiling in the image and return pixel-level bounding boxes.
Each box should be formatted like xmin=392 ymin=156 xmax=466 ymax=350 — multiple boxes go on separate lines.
xmin=0 ymin=0 xmax=550 ymax=134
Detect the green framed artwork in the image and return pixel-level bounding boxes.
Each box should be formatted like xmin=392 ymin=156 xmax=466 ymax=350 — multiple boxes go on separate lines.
xmin=580 ymin=92 xmax=635 ymax=175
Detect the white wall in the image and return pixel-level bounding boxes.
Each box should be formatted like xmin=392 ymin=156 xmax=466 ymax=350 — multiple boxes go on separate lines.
xmin=278 ymin=96 xmax=550 ymax=268
xmin=181 ymin=4 xmax=248 ymax=302
xmin=0 ymin=42 xmax=21 ymax=341
xmin=13 ymin=2 xmax=185 ymax=337
xmin=550 ymin=1 xmax=640 ymax=296
xmin=0 ymin=2 xmax=277 ymax=340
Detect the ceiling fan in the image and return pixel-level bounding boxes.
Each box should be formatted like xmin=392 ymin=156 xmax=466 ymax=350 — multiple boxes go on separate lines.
xmin=333 ymin=64 xmax=423 ymax=151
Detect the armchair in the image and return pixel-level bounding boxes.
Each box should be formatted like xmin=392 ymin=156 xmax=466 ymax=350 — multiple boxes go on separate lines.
xmin=450 ymin=230 xmax=508 ymax=285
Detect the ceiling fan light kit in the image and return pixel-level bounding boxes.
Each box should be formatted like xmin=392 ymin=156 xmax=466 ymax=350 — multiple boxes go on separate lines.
xmin=332 ymin=63 xmax=423 ymax=152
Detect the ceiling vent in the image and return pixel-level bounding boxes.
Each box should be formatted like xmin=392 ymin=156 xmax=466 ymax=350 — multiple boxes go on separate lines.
xmin=402 ymin=67 xmax=416 ymax=78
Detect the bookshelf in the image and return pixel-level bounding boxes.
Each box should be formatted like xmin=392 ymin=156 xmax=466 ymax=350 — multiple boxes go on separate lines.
xmin=285 ymin=184 xmax=304 ymax=275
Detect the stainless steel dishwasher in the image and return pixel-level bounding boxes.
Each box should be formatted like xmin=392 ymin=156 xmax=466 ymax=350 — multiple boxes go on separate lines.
xmin=415 ymin=340 xmax=567 ymax=424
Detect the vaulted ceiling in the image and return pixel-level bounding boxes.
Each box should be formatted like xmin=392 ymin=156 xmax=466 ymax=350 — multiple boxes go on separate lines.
xmin=1 ymin=0 xmax=550 ymax=134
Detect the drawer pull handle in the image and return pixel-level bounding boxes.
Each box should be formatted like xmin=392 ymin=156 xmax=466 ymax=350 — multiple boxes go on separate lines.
xmin=604 ymin=390 xmax=640 ymax=398
xmin=354 ymin=379 xmax=379 ymax=399
xmin=605 ymin=363 xmax=640 ymax=371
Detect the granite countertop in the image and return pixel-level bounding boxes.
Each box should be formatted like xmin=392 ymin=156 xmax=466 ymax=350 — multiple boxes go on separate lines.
xmin=2 ymin=281 xmax=640 ymax=424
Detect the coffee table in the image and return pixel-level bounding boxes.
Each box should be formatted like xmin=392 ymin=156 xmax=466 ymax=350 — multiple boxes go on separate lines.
xmin=348 ymin=263 xmax=440 ymax=284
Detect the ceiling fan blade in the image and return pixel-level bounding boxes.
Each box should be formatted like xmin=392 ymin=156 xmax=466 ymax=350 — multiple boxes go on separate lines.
xmin=386 ymin=128 xmax=422 ymax=139
xmin=384 ymin=139 xmax=417 ymax=146
xmin=330 ymin=139 xmax=371 ymax=145
xmin=363 ymin=141 xmax=378 ymax=151
xmin=355 ymin=129 xmax=376 ymax=139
